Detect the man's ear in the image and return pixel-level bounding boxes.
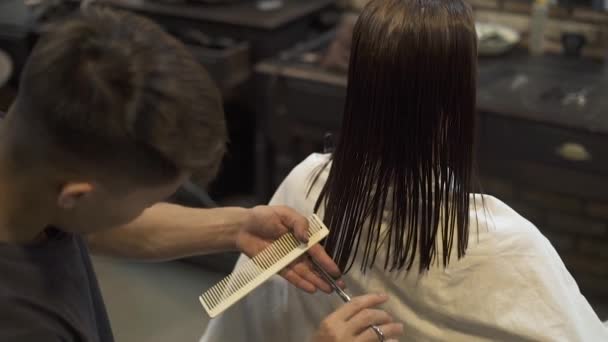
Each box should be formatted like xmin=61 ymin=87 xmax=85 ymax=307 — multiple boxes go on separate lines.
xmin=57 ymin=182 xmax=94 ymax=209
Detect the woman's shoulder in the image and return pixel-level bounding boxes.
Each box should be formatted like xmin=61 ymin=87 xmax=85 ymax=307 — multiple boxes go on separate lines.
xmin=268 ymin=153 xmax=331 ymax=211
xmin=283 ymin=153 xmax=331 ymax=189
xmin=294 ymin=153 xmax=331 ymax=174
xmin=469 ymin=194 xmax=557 ymax=256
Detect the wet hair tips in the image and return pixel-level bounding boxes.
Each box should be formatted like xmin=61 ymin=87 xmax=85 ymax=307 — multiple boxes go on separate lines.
xmin=314 ymin=0 xmax=478 ymax=273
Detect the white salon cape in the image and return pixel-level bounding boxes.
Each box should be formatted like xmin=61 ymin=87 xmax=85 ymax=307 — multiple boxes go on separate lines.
xmin=201 ymin=154 xmax=608 ymax=342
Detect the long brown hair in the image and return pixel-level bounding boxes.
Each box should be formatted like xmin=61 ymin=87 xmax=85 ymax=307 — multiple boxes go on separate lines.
xmin=314 ymin=0 xmax=478 ymax=273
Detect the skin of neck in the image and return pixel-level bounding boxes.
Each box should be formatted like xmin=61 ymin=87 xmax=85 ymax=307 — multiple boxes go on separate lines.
xmin=0 ymin=109 xmax=60 ymax=244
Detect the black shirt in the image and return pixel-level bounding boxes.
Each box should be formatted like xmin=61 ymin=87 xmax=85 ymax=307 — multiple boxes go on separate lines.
xmin=0 ymin=228 xmax=114 ymax=342
xmin=0 ymin=111 xmax=114 ymax=341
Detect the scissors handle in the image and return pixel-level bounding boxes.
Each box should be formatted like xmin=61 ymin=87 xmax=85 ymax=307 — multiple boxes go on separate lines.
xmin=309 ymin=256 xmax=384 ymax=341
xmin=309 ymin=257 xmax=352 ymax=302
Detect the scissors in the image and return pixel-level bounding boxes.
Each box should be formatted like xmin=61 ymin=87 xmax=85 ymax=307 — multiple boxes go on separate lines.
xmin=310 ymin=257 xmax=385 ymax=342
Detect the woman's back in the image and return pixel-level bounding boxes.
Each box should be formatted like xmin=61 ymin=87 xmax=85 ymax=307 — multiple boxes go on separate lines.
xmin=201 ymin=154 xmax=608 ymax=341
xmin=203 ymin=0 xmax=607 ymax=339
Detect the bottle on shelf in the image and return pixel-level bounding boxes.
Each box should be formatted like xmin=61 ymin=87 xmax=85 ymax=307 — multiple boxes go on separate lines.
xmin=529 ymin=0 xmax=549 ymax=56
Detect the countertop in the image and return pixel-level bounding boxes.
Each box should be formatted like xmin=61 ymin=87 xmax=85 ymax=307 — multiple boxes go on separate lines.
xmin=477 ymin=51 xmax=608 ymax=134
xmin=257 ymin=45 xmax=608 ymax=135
xmin=99 ymin=0 xmax=335 ymax=30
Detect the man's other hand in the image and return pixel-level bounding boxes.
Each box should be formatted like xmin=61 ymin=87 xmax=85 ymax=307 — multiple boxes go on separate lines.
xmin=236 ymin=205 xmax=343 ymax=293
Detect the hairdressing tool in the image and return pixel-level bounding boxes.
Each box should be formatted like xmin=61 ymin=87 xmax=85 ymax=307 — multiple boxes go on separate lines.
xmin=199 ymin=214 xmax=330 ymax=318
xmin=309 ymin=258 xmax=385 ymax=342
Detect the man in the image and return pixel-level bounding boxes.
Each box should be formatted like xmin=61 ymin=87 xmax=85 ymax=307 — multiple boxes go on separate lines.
xmin=0 ymin=6 xmax=402 ymax=342
xmin=0 ymin=6 xmax=344 ymax=341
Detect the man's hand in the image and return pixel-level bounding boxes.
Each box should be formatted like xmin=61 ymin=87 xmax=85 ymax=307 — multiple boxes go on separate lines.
xmin=236 ymin=205 xmax=343 ymax=293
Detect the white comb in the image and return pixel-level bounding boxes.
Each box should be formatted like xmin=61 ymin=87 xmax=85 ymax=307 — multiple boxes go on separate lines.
xmin=199 ymin=214 xmax=330 ymax=318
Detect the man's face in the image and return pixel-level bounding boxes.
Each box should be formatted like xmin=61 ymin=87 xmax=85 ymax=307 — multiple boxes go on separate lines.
xmin=53 ymin=174 xmax=187 ymax=234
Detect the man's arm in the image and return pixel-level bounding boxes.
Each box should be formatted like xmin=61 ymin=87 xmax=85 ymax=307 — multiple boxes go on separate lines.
xmin=86 ymin=203 xmax=246 ymax=261
xmin=86 ymin=203 xmax=342 ymax=293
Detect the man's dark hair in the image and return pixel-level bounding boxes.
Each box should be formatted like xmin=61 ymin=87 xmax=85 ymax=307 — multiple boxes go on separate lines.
xmin=14 ymin=6 xmax=226 ymax=185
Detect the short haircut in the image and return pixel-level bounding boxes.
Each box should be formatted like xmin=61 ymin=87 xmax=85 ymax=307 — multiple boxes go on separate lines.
xmin=15 ymin=6 xmax=227 ymax=185
xmin=314 ymin=0 xmax=478 ymax=273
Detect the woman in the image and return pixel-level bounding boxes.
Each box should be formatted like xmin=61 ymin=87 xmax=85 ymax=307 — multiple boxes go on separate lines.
xmin=202 ymin=0 xmax=608 ymax=341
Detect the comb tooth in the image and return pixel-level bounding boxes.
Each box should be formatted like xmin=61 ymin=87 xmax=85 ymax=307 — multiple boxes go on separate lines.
xmin=240 ymin=262 xmax=251 ymax=282
xmin=288 ymin=235 xmax=297 ymax=247
xmin=216 ymin=283 xmax=228 ymax=306
xmin=200 ymin=214 xmax=329 ymax=318
xmin=284 ymin=236 xmax=294 ymax=250
xmin=211 ymin=288 xmax=222 ymax=308
xmin=241 ymin=263 xmax=253 ymax=283
xmin=284 ymin=236 xmax=293 ymax=250
xmin=247 ymin=259 xmax=257 ymax=275
xmin=260 ymin=251 xmax=272 ymax=269
xmin=235 ymin=268 xmax=247 ymax=288
xmin=242 ymin=265 xmax=253 ymax=281
xmin=314 ymin=217 xmax=323 ymax=229
xmin=264 ymin=251 xmax=273 ymax=268
xmin=229 ymin=271 xmax=241 ymax=292
xmin=284 ymin=237 xmax=294 ymax=251
xmin=251 ymin=256 xmax=261 ymax=270
xmin=205 ymin=286 xmax=216 ymax=306
xmin=232 ymin=267 xmax=244 ymax=283
xmin=262 ymin=248 xmax=275 ymax=266
xmin=229 ymin=271 xmax=242 ymax=295
xmin=202 ymin=292 xmax=211 ymax=307
xmin=272 ymin=241 xmax=285 ymax=263
xmin=253 ymin=254 xmax=264 ymax=270
xmin=202 ymin=294 xmax=212 ymax=309
xmin=247 ymin=261 xmax=259 ymax=280
xmin=288 ymin=235 xmax=299 ymax=248
xmin=236 ymin=270 xmax=247 ymax=288
xmin=222 ymin=274 xmax=235 ymax=300
xmin=212 ymin=280 xmax=227 ymax=307
xmin=269 ymin=243 xmax=282 ymax=264
xmin=216 ymin=278 xmax=228 ymax=298
xmin=308 ymin=218 xmax=317 ymax=233
xmin=209 ymin=288 xmax=220 ymax=307
xmin=250 ymin=258 xmax=261 ymax=272
xmin=208 ymin=293 xmax=218 ymax=309
xmin=205 ymin=289 xmax=217 ymax=308
xmin=311 ymin=219 xmax=320 ymax=233
xmin=287 ymin=237 xmax=298 ymax=250
xmin=277 ymin=241 xmax=289 ymax=261
xmin=282 ymin=237 xmax=292 ymax=253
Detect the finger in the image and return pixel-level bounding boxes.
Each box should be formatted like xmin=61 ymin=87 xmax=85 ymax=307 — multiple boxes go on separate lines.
xmin=275 ymin=206 xmax=310 ymax=243
xmin=333 ymin=294 xmax=388 ymax=321
xmin=356 ymin=323 xmax=404 ymax=342
xmin=308 ymin=244 xmax=342 ymax=278
xmin=347 ymin=309 xmax=393 ymax=336
xmin=291 ymin=258 xmax=332 ymax=293
xmin=279 ymin=267 xmax=316 ymax=293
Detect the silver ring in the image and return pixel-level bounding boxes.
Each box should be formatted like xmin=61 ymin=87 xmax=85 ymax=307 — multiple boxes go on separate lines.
xmin=371 ymin=325 xmax=384 ymax=342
